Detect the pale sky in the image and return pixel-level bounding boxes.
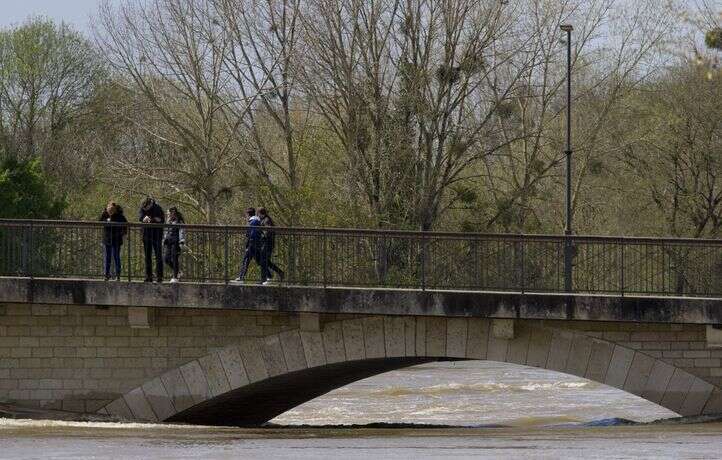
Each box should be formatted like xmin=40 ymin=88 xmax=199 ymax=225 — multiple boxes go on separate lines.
xmin=0 ymin=0 xmax=123 ymax=32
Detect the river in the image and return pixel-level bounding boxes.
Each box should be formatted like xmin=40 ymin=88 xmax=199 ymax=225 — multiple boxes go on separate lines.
xmin=2 ymin=361 xmax=721 ymax=459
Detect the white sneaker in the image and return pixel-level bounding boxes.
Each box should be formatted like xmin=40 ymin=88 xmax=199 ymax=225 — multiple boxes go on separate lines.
xmin=169 ymin=278 xmax=179 ymax=283
xmin=232 ymin=277 xmax=244 ymax=284
xmin=262 ymin=279 xmax=272 ymax=286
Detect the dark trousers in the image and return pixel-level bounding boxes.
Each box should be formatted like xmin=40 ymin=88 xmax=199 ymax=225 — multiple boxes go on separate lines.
xmin=164 ymin=242 xmax=181 ymax=278
xmin=143 ymin=237 xmax=163 ymax=281
xmin=104 ymin=243 xmax=122 ymax=278
xmin=262 ymin=241 xmax=284 ymax=279
xmin=238 ymin=243 xmax=269 ymax=281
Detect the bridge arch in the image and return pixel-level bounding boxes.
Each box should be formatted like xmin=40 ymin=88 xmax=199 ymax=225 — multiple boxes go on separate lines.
xmin=100 ymin=317 xmax=720 ymax=426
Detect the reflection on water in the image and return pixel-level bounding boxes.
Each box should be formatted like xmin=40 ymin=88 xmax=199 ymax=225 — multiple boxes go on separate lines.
xmin=1 ymin=361 xmax=720 ymax=459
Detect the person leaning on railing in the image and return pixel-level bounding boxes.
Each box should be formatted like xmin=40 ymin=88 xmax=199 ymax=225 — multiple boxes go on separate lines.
xmin=99 ymin=202 xmax=128 ymax=281
xmin=163 ymin=207 xmax=186 ymax=284
xmin=139 ymin=197 xmax=165 ymax=283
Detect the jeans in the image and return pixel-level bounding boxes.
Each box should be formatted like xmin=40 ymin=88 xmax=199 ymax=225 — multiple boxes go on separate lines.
xmin=238 ymin=243 xmax=270 ymax=281
xmin=143 ymin=237 xmax=163 ymax=281
xmin=262 ymin=241 xmax=284 ymax=279
xmin=164 ymin=242 xmax=181 ymax=278
xmin=104 ymin=243 xmax=122 ymax=278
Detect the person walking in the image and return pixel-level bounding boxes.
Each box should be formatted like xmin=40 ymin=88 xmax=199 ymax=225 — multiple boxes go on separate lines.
xmin=163 ymin=207 xmax=186 ymax=283
xmin=99 ymin=202 xmax=128 ymax=281
xmin=234 ymin=207 xmax=270 ymax=284
xmin=139 ymin=197 xmax=165 ymax=282
xmin=258 ymin=207 xmax=284 ymax=283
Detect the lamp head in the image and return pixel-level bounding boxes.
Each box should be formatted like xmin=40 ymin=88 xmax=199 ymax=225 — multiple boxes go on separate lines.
xmin=560 ymin=24 xmax=574 ymax=32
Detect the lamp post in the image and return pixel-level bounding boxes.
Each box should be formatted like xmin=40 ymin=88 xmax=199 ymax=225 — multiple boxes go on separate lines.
xmin=560 ymin=23 xmax=573 ymax=293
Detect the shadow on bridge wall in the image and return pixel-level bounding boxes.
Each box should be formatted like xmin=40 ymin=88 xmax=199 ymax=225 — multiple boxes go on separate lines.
xmin=101 ymin=317 xmax=722 ymax=426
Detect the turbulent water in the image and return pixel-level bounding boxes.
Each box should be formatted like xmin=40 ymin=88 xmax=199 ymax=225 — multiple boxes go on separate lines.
xmin=2 ymin=361 xmax=722 ymax=459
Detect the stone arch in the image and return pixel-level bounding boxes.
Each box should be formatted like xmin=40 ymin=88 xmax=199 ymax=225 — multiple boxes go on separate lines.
xmin=100 ymin=316 xmax=722 ymax=425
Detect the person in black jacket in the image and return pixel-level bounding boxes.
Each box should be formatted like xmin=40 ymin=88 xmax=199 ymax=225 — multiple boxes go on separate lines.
xmin=99 ymin=202 xmax=128 ymax=281
xmin=258 ymin=208 xmax=284 ymax=282
xmin=139 ymin=197 xmax=165 ymax=282
xmin=163 ymin=207 xmax=186 ymax=283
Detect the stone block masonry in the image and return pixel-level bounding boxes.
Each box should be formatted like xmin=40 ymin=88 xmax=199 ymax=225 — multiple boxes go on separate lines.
xmin=0 ymin=304 xmax=300 ymax=413
xmin=1 ymin=301 xmax=722 ymax=421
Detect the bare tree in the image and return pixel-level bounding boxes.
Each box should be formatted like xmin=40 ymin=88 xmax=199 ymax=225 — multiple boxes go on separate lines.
xmin=214 ymin=0 xmax=306 ymax=225
xmin=302 ymin=0 xmax=530 ymax=231
xmin=96 ymin=0 xmax=261 ymax=223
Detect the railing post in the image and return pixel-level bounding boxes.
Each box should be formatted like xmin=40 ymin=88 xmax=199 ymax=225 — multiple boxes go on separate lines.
xmin=421 ymin=236 xmax=426 ymax=291
xmin=322 ymin=230 xmax=327 ymax=288
xmin=224 ymin=227 xmax=229 ymax=284
xmin=520 ymin=240 xmax=525 ymax=294
xmin=620 ymin=243 xmax=625 ymax=297
xmin=27 ymin=222 xmax=34 ymax=279
xmin=127 ymin=225 xmax=132 ymax=282
xmin=564 ymin=235 xmax=573 ymax=293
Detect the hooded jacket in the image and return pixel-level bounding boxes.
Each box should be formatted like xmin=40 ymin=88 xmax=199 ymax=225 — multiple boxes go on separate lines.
xmin=163 ymin=216 xmax=186 ymax=245
xmin=100 ymin=207 xmax=128 ymax=246
xmin=139 ymin=200 xmax=165 ymax=240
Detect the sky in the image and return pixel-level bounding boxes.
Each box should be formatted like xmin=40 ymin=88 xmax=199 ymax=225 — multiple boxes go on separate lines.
xmin=0 ymin=0 xmax=123 ymax=32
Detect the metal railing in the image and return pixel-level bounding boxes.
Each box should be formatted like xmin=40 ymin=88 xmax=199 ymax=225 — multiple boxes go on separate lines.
xmin=0 ymin=219 xmax=721 ymax=298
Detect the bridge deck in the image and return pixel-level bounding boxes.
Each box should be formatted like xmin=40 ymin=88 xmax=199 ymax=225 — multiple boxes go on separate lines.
xmin=1 ymin=276 xmax=720 ymax=325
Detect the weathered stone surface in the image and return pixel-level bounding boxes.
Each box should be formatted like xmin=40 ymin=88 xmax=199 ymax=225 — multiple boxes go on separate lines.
xmin=141 ymin=377 xmax=175 ymax=421
xmin=641 ymin=360 xmax=675 ymax=404
xmin=661 ymin=369 xmax=695 ymax=413
xmin=446 ymin=318 xmax=467 ymax=358
xmin=487 ymin=334 xmax=508 ymax=362
xmin=278 ymin=331 xmax=307 ymax=373
xmin=506 ymin=324 xmax=531 ymax=365
xmin=384 ymin=317 xmax=406 ymax=358
xmin=623 ymin=352 xmax=655 ymax=397
xmin=546 ymin=330 xmax=573 ymax=372
xmin=321 ymin=322 xmax=346 ymax=364
xmin=585 ymin=339 xmax=615 ymax=383
xmin=702 ymin=389 xmax=722 ymax=415
xmin=123 ymin=386 xmax=157 ymax=421
xmin=425 ymin=317 xmax=446 ymax=357
xmin=261 ymin=335 xmax=288 ymax=377
xmin=363 ymin=317 xmax=386 ymax=359
xmin=105 ymin=397 xmax=133 ymax=419
xmin=565 ymin=334 xmax=593 ymax=377
xmin=3 ymin=277 xmax=722 ymax=324
xmin=238 ymin=338 xmax=269 ymax=383
xmin=679 ymin=378 xmax=714 ymax=416
xmin=465 ymin=318 xmax=489 ymax=360
xmin=342 ymin=319 xmax=365 ymax=361
xmin=160 ymin=368 xmax=194 ymax=412
xmin=403 ymin=317 xmax=416 ymax=356
xmin=605 ymin=345 xmax=635 ymax=389
xmin=299 ymin=331 xmax=326 ymax=368
xmin=198 ymin=353 xmax=231 ymax=398
xmin=492 ymin=319 xmax=514 ymax=339
xmin=415 ymin=318 xmax=426 ymax=356
xmin=179 ymin=360 xmax=210 ymax=405
xmin=526 ymin=327 xmax=552 ymax=368
xmin=217 ymin=346 xmax=249 ymax=389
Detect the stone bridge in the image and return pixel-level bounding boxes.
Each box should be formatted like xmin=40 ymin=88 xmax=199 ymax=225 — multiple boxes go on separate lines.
xmin=1 ymin=277 xmax=722 ymax=425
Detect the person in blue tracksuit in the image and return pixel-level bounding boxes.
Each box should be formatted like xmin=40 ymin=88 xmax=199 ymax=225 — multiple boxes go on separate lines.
xmin=234 ymin=207 xmax=270 ymax=284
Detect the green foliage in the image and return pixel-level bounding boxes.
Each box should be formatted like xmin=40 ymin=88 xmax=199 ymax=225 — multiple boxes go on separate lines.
xmin=705 ymin=28 xmax=722 ymax=50
xmin=0 ymin=158 xmax=66 ymax=218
